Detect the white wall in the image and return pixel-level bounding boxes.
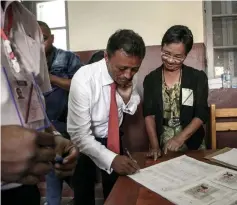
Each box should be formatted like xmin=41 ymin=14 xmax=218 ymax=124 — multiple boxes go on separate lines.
xmin=68 ymin=1 xmax=204 ymax=51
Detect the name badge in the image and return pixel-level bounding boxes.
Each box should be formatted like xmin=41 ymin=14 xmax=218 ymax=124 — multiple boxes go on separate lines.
xmin=182 ymin=88 xmax=193 ymax=106
xmin=3 ymin=67 xmax=50 ymax=131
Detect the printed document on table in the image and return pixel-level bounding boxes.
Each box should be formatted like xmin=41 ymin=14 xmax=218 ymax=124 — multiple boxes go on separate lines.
xmin=212 ymin=148 xmax=237 ymax=167
xmin=129 ymin=155 xmax=224 ymax=192
xmin=128 ymin=155 xmax=237 ymax=205
xmin=173 ymin=180 xmax=236 ymax=205
xmin=209 ymin=192 xmax=237 ymax=205
xmin=210 ymin=169 xmax=237 ymax=190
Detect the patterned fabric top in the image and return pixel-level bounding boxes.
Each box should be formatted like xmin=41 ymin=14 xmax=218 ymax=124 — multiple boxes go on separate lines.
xmin=162 ymin=80 xmax=181 ymax=120
xmin=160 ymin=71 xmax=206 ymax=151
xmin=161 ymin=72 xmax=187 ymax=151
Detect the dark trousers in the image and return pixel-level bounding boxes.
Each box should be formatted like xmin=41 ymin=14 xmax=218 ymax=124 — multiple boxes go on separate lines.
xmin=73 ymin=137 xmax=123 ymax=205
xmin=1 ymin=185 xmax=40 ymax=205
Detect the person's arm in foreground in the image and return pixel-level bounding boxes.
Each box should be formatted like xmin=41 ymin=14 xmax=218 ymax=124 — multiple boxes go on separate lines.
xmin=1 ymin=125 xmax=55 ymax=184
xmin=45 ymin=125 xmax=78 ymax=178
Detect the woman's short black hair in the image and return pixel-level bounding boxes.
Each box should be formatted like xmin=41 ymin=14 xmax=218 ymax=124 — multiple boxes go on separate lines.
xmin=161 ymin=25 xmax=193 ymax=55
xmin=106 ymin=29 xmax=146 ymax=59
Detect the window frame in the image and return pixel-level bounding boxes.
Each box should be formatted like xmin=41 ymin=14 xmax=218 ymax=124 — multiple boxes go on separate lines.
xmin=33 ymin=0 xmax=69 ymax=50
xmin=203 ymin=1 xmax=237 ymax=88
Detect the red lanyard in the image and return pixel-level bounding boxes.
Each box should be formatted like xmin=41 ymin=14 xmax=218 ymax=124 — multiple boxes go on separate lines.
xmin=1 ymin=5 xmax=13 ymax=40
xmin=1 ymin=6 xmax=20 ymax=73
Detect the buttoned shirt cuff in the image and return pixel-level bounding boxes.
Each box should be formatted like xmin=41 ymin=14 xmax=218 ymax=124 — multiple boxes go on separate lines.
xmin=98 ymin=149 xmax=117 ymax=174
xmin=122 ymin=94 xmax=140 ymax=115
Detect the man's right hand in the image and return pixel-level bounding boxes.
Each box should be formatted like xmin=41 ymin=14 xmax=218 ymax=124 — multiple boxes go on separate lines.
xmin=1 ymin=125 xmax=56 ymax=184
xmin=111 ymin=155 xmax=140 ymax=175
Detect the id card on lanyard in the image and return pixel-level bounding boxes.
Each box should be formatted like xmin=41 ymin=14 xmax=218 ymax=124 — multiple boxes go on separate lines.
xmin=1 ymin=6 xmax=50 ymax=131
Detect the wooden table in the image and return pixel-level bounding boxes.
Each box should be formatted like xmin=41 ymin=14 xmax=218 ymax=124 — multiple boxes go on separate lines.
xmin=105 ymin=150 xmax=218 ymax=205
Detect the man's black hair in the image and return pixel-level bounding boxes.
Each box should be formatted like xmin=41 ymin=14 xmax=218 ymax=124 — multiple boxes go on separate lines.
xmin=37 ymin=20 xmax=51 ymax=34
xmin=106 ymin=29 xmax=146 ymax=59
xmin=161 ymin=25 xmax=193 ymax=55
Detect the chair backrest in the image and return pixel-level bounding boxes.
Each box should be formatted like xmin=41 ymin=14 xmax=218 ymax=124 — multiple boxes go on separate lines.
xmin=210 ymin=104 xmax=237 ymax=149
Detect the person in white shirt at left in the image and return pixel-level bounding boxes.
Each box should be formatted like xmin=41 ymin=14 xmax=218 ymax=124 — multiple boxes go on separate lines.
xmin=1 ymin=1 xmax=78 ymax=205
xmin=67 ymin=29 xmax=146 ymax=205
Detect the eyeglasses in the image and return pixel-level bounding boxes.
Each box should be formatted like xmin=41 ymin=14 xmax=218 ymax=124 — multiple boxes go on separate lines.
xmin=161 ymin=50 xmax=186 ymax=64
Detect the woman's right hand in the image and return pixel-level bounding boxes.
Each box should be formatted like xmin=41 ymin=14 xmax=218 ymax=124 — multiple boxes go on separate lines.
xmin=144 ymin=116 xmax=161 ymax=161
xmin=146 ymin=147 xmax=162 ymax=161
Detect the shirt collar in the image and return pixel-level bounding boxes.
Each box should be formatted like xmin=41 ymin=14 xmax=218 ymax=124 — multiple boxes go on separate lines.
xmin=100 ymin=58 xmax=114 ymax=86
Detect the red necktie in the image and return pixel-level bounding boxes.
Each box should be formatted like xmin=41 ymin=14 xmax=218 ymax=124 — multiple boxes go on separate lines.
xmin=107 ymin=83 xmax=120 ymax=154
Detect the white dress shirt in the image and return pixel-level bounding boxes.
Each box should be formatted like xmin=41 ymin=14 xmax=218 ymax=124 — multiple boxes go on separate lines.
xmin=67 ymin=59 xmax=140 ymax=173
xmin=1 ymin=1 xmax=51 ymax=190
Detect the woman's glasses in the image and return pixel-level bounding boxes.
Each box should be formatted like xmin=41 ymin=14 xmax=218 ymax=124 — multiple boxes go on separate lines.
xmin=161 ymin=50 xmax=186 ymax=64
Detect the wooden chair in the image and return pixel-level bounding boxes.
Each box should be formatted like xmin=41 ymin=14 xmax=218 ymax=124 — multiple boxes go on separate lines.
xmin=210 ymin=104 xmax=237 ymax=149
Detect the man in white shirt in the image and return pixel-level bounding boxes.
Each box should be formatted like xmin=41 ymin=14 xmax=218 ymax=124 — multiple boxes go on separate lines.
xmin=67 ymin=29 xmax=146 ymax=205
xmin=1 ymin=1 xmax=78 ymax=204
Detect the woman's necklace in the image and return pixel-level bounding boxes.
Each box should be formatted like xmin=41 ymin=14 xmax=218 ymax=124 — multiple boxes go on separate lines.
xmin=163 ymin=68 xmax=182 ymax=88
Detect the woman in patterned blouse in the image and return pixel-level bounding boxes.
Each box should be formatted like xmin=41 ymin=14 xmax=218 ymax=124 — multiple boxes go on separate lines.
xmin=143 ymin=25 xmax=209 ymax=160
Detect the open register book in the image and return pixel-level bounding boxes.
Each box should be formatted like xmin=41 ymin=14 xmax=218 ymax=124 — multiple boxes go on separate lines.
xmin=128 ymin=155 xmax=237 ymax=205
xmin=205 ymin=147 xmax=237 ymax=170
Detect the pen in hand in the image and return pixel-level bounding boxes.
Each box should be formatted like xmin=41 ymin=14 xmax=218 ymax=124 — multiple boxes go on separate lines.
xmin=125 ymin=148 xmax=137 ymax=163
xmin=125 ymin=148 xmax=140 ymax=173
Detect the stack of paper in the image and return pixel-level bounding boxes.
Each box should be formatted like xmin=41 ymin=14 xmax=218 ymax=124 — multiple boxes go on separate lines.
xmin=205 ymin=148 xmax=237 ymax=170
xmin=128 ymin=155 xmax=237 ymax=205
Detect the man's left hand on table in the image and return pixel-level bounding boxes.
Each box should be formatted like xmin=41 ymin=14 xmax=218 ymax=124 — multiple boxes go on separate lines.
xmin=116 ymin=81 xmax=133 ymax=104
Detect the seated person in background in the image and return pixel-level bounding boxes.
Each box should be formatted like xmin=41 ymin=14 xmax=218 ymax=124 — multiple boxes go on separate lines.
xmin=67 ymin=29 xmax=146 ymax=205
xmin=144 ymin=25 xmax=208 ymax=161
xmin=38 ymin=21 xmax=83 ymax=205
xmin=38 ymin=20 xmax=83 ymax=135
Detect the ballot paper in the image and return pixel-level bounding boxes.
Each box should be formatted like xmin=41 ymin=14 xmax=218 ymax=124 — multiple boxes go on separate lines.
xmin=128 ymin=155 xmax=237 ymax=205
xmin=172 ymin=180 xmax=234 ymax=205
xmin=212 ymin=148 xmax=237 ymax=167
xmin=211 ymin=170 xmax=237 ymax=190
xmin=210 ymin=192 xmax=237 ymax=205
